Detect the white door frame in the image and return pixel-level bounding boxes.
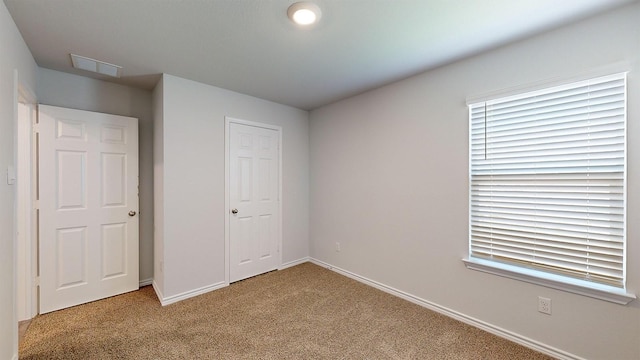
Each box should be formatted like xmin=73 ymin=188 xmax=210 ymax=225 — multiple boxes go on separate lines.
xmin=224 ymin=117 xmax=282 ymax=285
xmin=15 ymin=79 xmax=37 ymax=321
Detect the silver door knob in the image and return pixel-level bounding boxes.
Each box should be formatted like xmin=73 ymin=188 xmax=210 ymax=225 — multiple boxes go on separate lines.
xmin=128 ymin=211 xmax=137 ymax=217
xmin=231 ymin=209 xmax=238 ymax=214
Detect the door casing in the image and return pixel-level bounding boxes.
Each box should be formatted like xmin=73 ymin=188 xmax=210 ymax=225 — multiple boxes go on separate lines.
xmin=16 ymin=82 xmax=37 ymax=321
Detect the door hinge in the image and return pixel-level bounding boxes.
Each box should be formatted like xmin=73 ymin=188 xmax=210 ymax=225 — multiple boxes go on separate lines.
xmin=33 ymin=123 xmax=39 ymax=133
xmin=34 ymin=199 xmax=39 ymax=210
xmin=34 ymin=276 xmax=40 ymax=287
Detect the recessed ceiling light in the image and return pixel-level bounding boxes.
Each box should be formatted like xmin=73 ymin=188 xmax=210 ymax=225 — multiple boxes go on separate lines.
xmin=287 ymin=2 xmax=321 ymax=26
xmin=70 ymin=54 xmax=122 ymax=78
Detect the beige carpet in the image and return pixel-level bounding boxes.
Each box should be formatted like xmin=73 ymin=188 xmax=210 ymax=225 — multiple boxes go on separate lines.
xmin=20 ymin=263 xmax=553 ymax=359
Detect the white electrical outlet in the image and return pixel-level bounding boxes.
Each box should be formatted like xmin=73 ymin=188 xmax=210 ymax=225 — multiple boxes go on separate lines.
xmin=538 ymin=296 xmax=552 ymax=315
xmin=336 ymin=242 xmax=341 ymax=252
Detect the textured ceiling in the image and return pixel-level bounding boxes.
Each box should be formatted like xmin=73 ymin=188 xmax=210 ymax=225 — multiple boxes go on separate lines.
xmin=4 ymin=0 xmax=635 ymax=110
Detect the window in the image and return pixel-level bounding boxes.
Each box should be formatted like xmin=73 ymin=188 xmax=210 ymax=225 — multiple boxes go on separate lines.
xmin=465 ymin=73 xmax=635 ymax=303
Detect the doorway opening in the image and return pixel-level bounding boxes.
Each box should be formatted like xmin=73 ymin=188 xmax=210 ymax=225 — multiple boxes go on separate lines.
xmin=225 ymin=117 xmax=283 ymax=284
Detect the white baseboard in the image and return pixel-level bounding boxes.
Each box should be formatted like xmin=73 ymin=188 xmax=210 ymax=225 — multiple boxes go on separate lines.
xmin=154 ymin=281 xmax=228 ymax=306
xmin=280 ymin=256 xmax=310 ymax=270
xmin=149 ymin=258 xmax=309 ymax=307
xmin=151 ymin=280 xmax=164 ymax=305
xmin=308 ymin=258 xmax=583 ymax=360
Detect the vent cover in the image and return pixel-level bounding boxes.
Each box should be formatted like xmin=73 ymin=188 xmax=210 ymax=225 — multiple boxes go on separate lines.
xmin=70 ymin=54 xmax=122 ymax=77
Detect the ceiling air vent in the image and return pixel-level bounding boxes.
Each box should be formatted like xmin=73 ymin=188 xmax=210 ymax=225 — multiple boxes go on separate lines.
xmin=70 ymin=54 xmax=122 ymax=77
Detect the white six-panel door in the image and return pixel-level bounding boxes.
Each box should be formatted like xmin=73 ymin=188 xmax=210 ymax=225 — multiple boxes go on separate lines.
xmin=38 ymin=105 xmax=139 ymax=314
xmin=229 ymin=121 xmax=281 ymax=283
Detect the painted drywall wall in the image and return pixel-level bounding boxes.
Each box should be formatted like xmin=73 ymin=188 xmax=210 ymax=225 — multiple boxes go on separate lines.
xmin=155 ymin=74 xmax=309 ymax=299
xmin=309 ymin=3 xmax=640 ymax=359
xmin=0 ymin=2 xmax=38 ymax=359
xmin=37 ymin=68 xmax=155 ymax=284
xmin=152 ymin=77 xmax=164 ymax=295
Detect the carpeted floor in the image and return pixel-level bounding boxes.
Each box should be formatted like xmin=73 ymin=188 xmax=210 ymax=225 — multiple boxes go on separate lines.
xmin=20 ymin=262 xmax=553 ymax=359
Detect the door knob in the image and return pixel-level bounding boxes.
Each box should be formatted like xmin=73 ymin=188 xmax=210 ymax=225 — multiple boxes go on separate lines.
xmin=231 ymin=209 xmax=238 ymax=214
xmin=128 ymin=210 xmax=137 ymax=217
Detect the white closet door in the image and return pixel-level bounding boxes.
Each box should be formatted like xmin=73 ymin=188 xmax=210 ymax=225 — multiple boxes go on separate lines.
xmin=229 ymin=121 xmax=280 ymax=282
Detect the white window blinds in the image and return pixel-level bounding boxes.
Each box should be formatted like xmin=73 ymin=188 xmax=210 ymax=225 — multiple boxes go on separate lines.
xmin=469 ymin=73 xmax=627 ymax=288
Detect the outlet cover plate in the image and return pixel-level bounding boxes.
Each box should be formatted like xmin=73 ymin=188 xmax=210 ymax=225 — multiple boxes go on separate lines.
xmin=538 ymin=296 xmax=552 ymax=315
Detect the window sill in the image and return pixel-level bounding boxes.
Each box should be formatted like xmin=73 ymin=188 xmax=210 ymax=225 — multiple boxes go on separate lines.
xmin=462 ymin=257 xmax=636 ymax=305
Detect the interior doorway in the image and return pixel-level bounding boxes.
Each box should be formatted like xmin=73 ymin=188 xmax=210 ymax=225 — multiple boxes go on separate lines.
xmin=225 ymin=117 xmax=282 ymax=283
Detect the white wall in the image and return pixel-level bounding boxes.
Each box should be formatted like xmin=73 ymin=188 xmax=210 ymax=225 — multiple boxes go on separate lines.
xmin=37 ymin=68 xmax=155 ymax=283
xmin=155 ymin=74 xmax=309 ymax=300
xmin=309 ymin=3 xmax=640 ymax=359
xmin=0 ymin=2 xmax=37 ymax=359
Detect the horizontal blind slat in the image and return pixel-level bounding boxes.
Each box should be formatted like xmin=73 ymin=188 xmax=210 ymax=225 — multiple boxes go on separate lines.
xmin=468 ymin=73 xmax=626 ymax=287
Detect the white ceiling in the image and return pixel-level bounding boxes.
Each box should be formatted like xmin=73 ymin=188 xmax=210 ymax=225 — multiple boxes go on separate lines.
xmin=4 ymin=0 xmax=635 ymax=110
